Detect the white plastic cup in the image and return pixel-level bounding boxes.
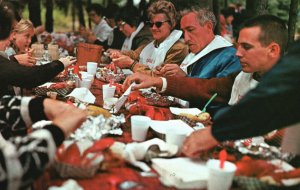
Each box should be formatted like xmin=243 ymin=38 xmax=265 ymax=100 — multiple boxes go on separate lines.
xmin=103 ymin=97 xmax=118 ymax=110
xmin=79 ymin=78 xmax=92 ymax=89
xmin=207 ymin=159 xmax=237 ymax=190
xmin=87 ymin=62 xmax=98 ymax=75
xmin=102 ymin=84 xmax=116 ymax=100
xmin=165 ymin=128 xmax=187 ymax=149
xmin=131 ymin=115 xmax=151 ymax=141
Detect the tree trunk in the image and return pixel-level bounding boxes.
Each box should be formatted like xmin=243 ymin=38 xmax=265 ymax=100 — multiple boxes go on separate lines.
xmin=28 ymin=0 xmax=42 ymax=27
xmin=199 ymin=0 xmax=213 ymax=9
xmin=224 ymin=0 xmax=228 ymax=8
xmin=45 ymin=0 xmax=54 ymax=32
xmin=72 ymin=0 xmax=76 ymax=31
xmin=246 ymin=0 xmax=269 ymax=16
xmin=75 ymin=0 xmax=85 ymax=27
xmin=87 ymin=0 xmax=92 ymax=29
xmin=288 ymin=0 xmax=299 ymax=47
xmin=213 ymin=0 xmax=220 ymax=35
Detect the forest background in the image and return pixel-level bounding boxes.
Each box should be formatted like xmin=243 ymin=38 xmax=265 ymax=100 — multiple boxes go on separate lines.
xmin=19 ymin=0 xmax=299 ymax=43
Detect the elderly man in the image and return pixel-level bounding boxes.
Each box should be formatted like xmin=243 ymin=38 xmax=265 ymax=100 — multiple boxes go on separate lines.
xmin=155 ymin=7 xmax=241 ymax=79
xmin=124 ymin=15 xmax=287 ymax=116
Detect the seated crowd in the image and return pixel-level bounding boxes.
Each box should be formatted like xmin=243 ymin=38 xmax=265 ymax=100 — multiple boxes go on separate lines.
xmin=0 ymin=0 xmax=300 ymax=189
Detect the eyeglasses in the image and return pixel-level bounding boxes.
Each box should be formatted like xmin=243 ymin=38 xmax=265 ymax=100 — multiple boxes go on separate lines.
xmin=147 ymin=20 xmax=170 ymax=28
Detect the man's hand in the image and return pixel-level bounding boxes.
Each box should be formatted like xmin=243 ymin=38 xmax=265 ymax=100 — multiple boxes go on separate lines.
xmin=123 ymin=73 xmax=163 ymax=91
xmin=182 ymin=127 xmax=219 ymax=158
xmin=155 ymin=64 xmax=186 ymax=77
xmin=111 ymin=55 xmax=134 ymax=69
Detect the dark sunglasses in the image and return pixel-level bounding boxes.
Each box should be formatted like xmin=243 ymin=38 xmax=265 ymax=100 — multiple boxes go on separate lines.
xmin=147 ymin=20 xmax=170 ymax=28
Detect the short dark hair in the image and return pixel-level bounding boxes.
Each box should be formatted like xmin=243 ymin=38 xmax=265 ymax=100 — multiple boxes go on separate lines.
xmin=0 ymin=5 xmax=13 ymax=40
xmin=221 ymin=8 xmax=234 ymax=19
xmin=104 ymin=3 xmax=120 ymax=19
xmin=86 ymin=3 xmax=104 ymax=17
xmin=115 ymin=7 xmax=139 ymax=27
xmin=239 ymin=15 xmax=288 ymax=54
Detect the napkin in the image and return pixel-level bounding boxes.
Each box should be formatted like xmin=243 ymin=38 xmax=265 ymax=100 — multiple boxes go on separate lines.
xmin=149 ymin=119 xmax=194 ymax=135
xmin=38 ymin=82 xmax=55 ymax=88
xmin=152 ymin=157 xmax=208 ymax=189
xmin=48 ymin=179 xmax=83 ymax=190
xmin=67 ymin=88 xmax=96 ymax=104
xmin=169 ymin=107 xmax=201 ymax=115
xmin=112 ymin=82 xmax=135 ymax=113
xmin=122 ymin=138 xmax=178 ymax=172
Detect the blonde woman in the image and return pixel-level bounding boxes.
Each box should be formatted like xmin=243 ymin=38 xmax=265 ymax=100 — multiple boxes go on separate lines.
xmin=6 ymin=19 xmax=36 ymax=66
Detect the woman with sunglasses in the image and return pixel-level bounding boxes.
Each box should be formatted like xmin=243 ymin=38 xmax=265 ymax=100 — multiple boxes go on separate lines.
xmin=110 ymin=0 xmax=188 ymax=76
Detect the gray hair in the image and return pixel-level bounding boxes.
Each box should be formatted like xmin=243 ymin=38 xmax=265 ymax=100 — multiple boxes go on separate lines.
xmin=180 ymin=7 xmax=216 ymax=30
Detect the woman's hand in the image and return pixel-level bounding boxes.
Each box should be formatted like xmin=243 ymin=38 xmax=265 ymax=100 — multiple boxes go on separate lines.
xmin=59 ymin=56 xmax=77 ymax=68
xmin=111 ymin=55 xmax=134 ymax=69
xmin=43 ymin=98 xmax=87 ymax=137
xmin=14 ymin=53 xmax=37 ymax=66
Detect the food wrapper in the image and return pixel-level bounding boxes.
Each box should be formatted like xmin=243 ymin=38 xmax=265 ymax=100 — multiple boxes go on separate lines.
xmin=34 ymin=87 xmax=72 ymax=96
xmin=234 ymin=140 xmax=293 ymax=160
xmin=70 ymin=114 xmax=125 ymax=141
xmin=170 ymin=107 xmax=210 ymax=127
xmin=139 ymin=88 xmax=175 ymax=107
xmin=96 ymin=67 xmax=125 ymax=83
xmin=54 ymin=140 xmax=104 ymax=179
xmin=34 ymin=82 xmax=74 ymax=96
xmin=234 ymin=159 xmax=300 ymax=190
xmin=53 ymin=161 xmax=100 ymax=179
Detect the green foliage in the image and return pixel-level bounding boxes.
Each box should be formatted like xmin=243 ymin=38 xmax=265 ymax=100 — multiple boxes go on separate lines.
xmin=22 ymin=4 xmax=75 ymax=32
xmin=268 ymin=0 xmax=290 ymax=20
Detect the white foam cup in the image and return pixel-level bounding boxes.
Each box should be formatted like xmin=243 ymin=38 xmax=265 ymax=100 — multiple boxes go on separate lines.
xmin=131 ymin=115 xmax=151 ymax=141
xmin=102 ymin=84 xmax=116 ymax=100
xmin=87 ymin=62 xmax=98 ymax=75
xmin=79 ymin=78 xmax=92 ymax=89
xmin=80 ymin=71 xmax=94 ymax=81
xmin=206 ymin=159 xmax=237 ymax=190
xmin=165 ymin=128 xmax=187 ymax=149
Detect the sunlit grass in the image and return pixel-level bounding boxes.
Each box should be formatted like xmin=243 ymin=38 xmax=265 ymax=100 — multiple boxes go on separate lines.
xmin=22 ymin=4 xmax=89 ymax=32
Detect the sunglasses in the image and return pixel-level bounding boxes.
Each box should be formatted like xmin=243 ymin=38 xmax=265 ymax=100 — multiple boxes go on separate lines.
xmin=147 ymin=20 xmax=170 ymax=28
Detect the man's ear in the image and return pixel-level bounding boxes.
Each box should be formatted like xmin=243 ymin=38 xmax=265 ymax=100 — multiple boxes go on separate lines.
xmin=268 ymin=42 xmax=281 ymax=58
xmin=204 ymin=21 xmax=213 ymax=31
